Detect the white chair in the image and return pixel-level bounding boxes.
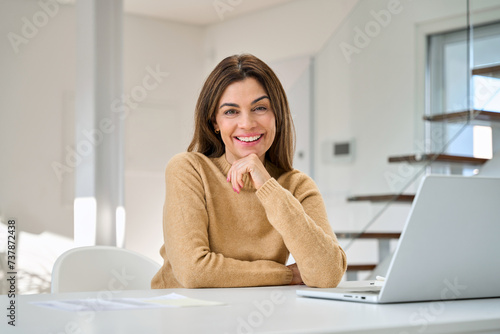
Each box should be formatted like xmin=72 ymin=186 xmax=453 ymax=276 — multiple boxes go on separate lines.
xmin=51 ymin=246 xmax=161 ymax=293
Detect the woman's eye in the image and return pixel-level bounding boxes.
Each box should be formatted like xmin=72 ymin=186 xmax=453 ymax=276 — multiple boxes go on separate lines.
xmin=254 ymin=106 xmax=267 ymax=113
xmin=224 ymin=109 xmax=237 ymax=116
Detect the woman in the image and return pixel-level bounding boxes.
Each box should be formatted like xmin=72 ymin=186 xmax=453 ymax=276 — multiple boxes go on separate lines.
xmin=151 ymin=54 xmax=346 ymax=289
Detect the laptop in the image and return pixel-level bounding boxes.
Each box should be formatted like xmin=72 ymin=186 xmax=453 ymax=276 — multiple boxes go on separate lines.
xmin=297 ymin=175 xmax=500 ymax=303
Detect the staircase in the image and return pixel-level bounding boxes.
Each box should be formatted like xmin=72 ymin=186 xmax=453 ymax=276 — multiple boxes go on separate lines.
xmin=343 ymin=63 xmax=500 ymax=280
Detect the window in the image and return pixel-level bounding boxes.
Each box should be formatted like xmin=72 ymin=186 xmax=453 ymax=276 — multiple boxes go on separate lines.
xmin=426 ymin=21 xmax=500 ymax=161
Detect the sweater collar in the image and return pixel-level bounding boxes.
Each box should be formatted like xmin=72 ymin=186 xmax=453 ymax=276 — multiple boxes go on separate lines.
xmin=212 ymin=154 xmax=232 ymax=175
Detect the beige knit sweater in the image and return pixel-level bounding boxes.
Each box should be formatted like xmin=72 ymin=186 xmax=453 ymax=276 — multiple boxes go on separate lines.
xmin=151 ymin=152 xmax=347 ymax=289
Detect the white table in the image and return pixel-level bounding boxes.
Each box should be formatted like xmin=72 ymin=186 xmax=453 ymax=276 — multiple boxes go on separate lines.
xmin=1 ymin=285 xmax=500 ymax=333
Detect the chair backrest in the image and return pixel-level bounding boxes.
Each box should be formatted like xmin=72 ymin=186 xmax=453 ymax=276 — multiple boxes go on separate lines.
xmin=51 ymin=246 xmax=161 ymax=293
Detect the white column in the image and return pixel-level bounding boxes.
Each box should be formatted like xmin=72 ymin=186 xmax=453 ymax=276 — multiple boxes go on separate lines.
xmin=74 ymin=0 xmax=124 ymax=247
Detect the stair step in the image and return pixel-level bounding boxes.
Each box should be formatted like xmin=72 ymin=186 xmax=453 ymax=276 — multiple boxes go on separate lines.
xmin=423 ymin=110 xmax=500 ymax=123
xmin=336 ymin=232 xmax=401 ymax=239
xmin=347 ymin=194 xmax=415 ymax=203
xmin=388 ymin=154 xmax=488 ymax=165
xmin=472 ymin=63 xmax=500 ymax=76
xmin=346 ymin=264 xmax=377 ymax=271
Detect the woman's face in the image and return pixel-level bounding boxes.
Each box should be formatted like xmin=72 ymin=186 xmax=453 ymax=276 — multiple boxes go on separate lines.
xmin=214 ymin=77 xmax=276 ymax=164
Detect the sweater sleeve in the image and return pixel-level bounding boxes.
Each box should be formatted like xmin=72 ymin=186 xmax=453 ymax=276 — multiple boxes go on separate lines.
xmin=162 ymin=154 xmax=293 ymax=288
xmin=256 ymin=176 xmax=347 ymax=288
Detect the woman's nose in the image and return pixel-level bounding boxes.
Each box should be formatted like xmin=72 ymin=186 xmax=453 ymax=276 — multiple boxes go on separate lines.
xmin=238 ymin=111 xmax=256 ymax=129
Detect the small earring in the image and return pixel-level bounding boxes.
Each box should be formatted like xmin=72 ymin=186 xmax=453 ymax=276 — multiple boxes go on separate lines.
xmin=215 ymin=129 xmax=220 ymax=134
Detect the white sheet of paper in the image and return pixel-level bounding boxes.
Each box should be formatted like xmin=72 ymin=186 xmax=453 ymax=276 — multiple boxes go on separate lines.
xmin=31 ymin=293 xmax=225 ymax=312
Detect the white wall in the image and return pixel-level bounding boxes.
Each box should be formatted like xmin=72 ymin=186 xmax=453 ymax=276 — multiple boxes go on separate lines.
xmin=0 ymin=1 xmax=204 ymax=265
xmin=202 ymin=0 xmax=359 ymax=72
xmin=122 ymin=14 xmax=204 ymax=263
xmin=0 ymin=1 xmax=76 ymax=237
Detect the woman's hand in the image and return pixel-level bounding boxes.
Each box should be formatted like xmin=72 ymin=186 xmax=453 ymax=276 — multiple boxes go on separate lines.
xmin=227 ymin=153 xmax=271 ymax=193
xmin=287 ymin=263 xmax=304 ymax=285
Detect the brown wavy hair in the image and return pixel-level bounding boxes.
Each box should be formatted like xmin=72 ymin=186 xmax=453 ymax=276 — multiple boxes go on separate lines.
xmin=187 ymin=54 xmax=295 ymax=172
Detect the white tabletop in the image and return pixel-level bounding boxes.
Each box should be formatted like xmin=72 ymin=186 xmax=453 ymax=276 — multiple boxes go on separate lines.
xmin=2 ymin=285 xmax=500 ymax=334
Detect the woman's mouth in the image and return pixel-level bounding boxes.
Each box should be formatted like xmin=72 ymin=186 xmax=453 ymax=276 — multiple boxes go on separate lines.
xmin=235 ymin=134 xmax=263 ymax=143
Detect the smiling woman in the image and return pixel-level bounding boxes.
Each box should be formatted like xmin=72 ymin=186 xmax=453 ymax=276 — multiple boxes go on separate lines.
xmin=214 ymin=77 xmax=277 ymax=193
xmin=189 ymin=54 xmax=294 ymax=171
xmin=214 ymin=78 xmax=276 ymax=165
xmin=151 ymin=54 xmax=347 ymax=289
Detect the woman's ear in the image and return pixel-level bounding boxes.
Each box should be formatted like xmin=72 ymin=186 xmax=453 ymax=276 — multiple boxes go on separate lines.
xmin=212 ymin=120 xmax=219 ymax=132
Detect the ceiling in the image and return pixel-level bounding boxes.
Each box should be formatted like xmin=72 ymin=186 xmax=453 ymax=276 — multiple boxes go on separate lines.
xmin=123 ymin=0 xmax=294 ymax=26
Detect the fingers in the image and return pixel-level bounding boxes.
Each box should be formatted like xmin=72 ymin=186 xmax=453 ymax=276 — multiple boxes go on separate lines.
xmin=227 ymin=154 xmax=271 ymax=193
xmin=228 ymin=159 xmax=252 ymax=193
xmin=286 ymin=263 xmax=304 ymax=285
xmin=229 ymin=163 xmax=246 ymax=193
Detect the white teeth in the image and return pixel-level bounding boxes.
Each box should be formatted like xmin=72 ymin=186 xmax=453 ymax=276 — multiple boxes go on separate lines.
xmin=236 ymin=135 xmax=262 ymax=142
